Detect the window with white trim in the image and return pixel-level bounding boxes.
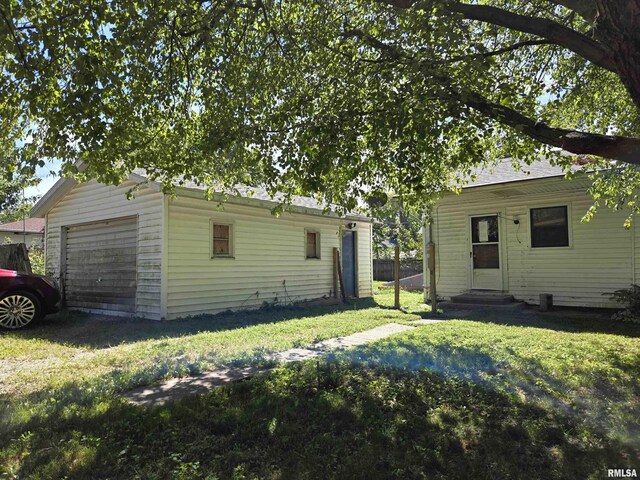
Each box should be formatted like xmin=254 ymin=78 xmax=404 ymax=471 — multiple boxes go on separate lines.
xmin=530 ymin=206 xmax=569 ymax=248
xmin=211 ymin=222 xmax=233 ymax=257
xmin=305 ymin=230 xmax=320 ymax=259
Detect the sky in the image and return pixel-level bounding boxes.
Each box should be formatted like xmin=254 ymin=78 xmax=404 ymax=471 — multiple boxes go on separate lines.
xmin=25 ymin=159 xmax=62 ymax=198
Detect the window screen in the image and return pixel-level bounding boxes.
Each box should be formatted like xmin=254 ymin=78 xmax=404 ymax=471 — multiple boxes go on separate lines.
xmin=306 ymin=231 xmax=319 ymax=258
xmin=212 ymin=223 xmax=231 ymax=256
xmin=530 ymin=206 xmax=569 ymax=248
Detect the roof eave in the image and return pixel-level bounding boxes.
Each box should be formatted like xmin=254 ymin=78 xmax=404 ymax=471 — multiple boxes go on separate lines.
xmin=174 ymin=186 xmax=372 ymax=223
xmin=30 ymin=177 xmax=78 ymax=218
xmin=460 ymin=173 xmax=567 ymax=190
xmin=30 ymin=173 xmax=371 ymax=223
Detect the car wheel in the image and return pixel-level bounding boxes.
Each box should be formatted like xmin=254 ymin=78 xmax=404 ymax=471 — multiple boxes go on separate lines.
xmin=0 ymin=291 xmax=41 ymax=330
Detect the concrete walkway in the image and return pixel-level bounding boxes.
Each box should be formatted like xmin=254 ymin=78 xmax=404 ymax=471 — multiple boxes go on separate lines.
xmin=122 ymin=322 xmax=415 ymax=407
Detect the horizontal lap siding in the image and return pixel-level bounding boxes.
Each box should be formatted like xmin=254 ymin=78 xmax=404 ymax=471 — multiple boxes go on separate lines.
xmin=0 ymin=233 xmax=43 ymax=248
xmin=45 ymin=180 xmax=164 ymax=319
xmin=166 ymin=197 xmax=368 ymax=319
xmin=504 ymin=196 xmax=632 ymax=307
xmin=357 ymin=223 xmax=373 ymax=297
xmin=433 ymin=203 xmax=469 ymax=299
xmin=435 ymin=181 xmax=634 ymax=308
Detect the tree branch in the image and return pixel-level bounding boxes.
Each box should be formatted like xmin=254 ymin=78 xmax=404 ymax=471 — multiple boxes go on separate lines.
xmin=344 ymin=27 xmax=640 ymax=163
xmin=435 ymin=39 xmax=552 ymax=65
xmin=379 ymin=0 xmax=615 ymax=72
xmin=445 ymin=2 xmax=615 ymax=72
xmin=454 ymin=87 xmax=640 ymax=163
xmin=0 ymin=8 xmax=29 ymax=71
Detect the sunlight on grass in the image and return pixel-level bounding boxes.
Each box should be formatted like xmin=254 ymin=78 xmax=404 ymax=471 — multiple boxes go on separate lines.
xmin=373 ymin=281 xmax=431 ymax=315
xmin=0 ymin=302 xmax=419 ymax=397
xmin=1 ymin=289 xmax=639 ymax=478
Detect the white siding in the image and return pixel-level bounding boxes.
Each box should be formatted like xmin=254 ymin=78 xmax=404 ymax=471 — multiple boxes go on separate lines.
xmin=356 ymin=222 xmax=373 ymax=297
xmin=0 ymin=232 xmax=43 ymax=249
xmin=434 ymin=177 xmax=635 ymax=308
xmin=166 ymin=196 xmax=372 ymax=319
xmin=45 ymin=180 xmax=164 ymax=319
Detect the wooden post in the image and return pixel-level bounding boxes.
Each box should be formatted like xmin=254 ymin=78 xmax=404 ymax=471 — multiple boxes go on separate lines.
xmin=428 ymin=222 xmax=437 ymax=311
xmin=332 ymin=247 xmax=339 ymax=299
xmin=394 ymin=244 xmax=400 ymax=309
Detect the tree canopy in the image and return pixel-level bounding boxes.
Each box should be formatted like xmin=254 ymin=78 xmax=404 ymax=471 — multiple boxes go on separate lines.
xmin=1 ymin=0 xmax=639 ymax=214
xmin=372 ymin=201 xmax=425 ymax=260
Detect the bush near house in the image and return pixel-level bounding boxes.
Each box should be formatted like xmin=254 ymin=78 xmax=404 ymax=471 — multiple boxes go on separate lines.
xmin=610 ymin=284 xmax=640 ymax=323
xmin=28 ymin=246 xmax=44 ymax=275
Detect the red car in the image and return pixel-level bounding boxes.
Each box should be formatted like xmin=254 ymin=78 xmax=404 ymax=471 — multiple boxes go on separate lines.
xmin=0 ymin=269 xmax=61 ymax=329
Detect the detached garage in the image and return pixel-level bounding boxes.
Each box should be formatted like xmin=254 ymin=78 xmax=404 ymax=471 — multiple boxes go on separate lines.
xmin=31 ymin=172 xmax=373 ymax=320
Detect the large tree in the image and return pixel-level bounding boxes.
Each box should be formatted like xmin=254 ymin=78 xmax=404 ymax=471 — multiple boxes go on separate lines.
xmin=1 ymin=0 xmax=639 ymax=214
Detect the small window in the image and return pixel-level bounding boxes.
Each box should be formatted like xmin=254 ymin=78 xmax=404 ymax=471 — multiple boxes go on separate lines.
xmin=306 ymin=231 xmax=320 ymax=259
xmin=212 ymin=223 xmax=233 ymax=257
xmin=530 ymin=206 xmax=569 ymax=248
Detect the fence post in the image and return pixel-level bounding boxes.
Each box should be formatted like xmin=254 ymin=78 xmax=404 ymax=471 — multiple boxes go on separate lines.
xmin=428 ymin=223 xmax=437 ymax=311
xmin=394 ymin=245 xmax=400 ymax=309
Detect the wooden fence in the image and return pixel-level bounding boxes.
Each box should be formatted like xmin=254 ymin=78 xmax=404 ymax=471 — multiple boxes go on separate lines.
xmin=373 ymin=259 xmax=422 ymax=281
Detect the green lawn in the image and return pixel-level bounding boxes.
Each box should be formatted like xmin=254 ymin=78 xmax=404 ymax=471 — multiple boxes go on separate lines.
xmin=1 ymin=287 xmax=639 ymax=479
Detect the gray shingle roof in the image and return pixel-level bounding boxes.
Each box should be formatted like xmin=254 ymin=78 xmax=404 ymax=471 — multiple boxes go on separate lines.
xmin=463 ymin=157 xmax=566 ymax=188
xmin=131 ymin=169 xmax=367 ymax=218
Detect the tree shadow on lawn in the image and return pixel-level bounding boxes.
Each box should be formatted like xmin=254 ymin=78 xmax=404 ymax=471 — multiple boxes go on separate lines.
xmin=1 ymin=358 xmax=637 ymax=480
xmin=8 ymin=297 xmax=380 ymax=349
xmin=447 ymin=307 xmax=640 ymax=338
xmin=337 ymin=336 xmax=640 ymax=453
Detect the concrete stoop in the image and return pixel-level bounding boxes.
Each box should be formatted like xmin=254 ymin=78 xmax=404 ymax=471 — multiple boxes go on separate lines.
xmin=444 ymin=291 xmax=527 ymax=311
xmin=451 ymin=291 xmax=516 ymax=305
xmin=440 ymin=300 xmax=528 ymax=311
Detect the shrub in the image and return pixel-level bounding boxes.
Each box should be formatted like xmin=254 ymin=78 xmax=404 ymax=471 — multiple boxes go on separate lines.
xmin=609 ymin=284 xmax=640 ymax=323
xmin=29 ymin=246 xmax=45 ymax=275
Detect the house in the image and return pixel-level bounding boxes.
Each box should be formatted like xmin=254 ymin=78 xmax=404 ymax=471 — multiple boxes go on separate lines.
xmin=0 ymin=218 xmax=45 ymax=249
xmin=30 ymin=173 xmax=373 ymax=320
xmin=429 ymin=157 xmax=638 ymax=308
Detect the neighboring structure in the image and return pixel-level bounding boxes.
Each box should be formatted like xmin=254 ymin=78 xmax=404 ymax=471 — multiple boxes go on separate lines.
xmin=429 ymin=158 xmax=638 ymax=308
xmin=31 ymin=173 xmax=373 ymax=320
xmin=0 ymin=218 xmax=45 ymax=249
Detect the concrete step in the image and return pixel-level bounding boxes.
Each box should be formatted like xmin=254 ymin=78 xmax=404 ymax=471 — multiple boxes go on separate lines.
xmin=450 ymin=292 xmax=516 ymax=305
xmin=440 ymin=300 xmax=528 ymax=311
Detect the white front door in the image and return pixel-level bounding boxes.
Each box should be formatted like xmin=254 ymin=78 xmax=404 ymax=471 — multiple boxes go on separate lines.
xmin=470 ymin=215 xmax=502 ymax=290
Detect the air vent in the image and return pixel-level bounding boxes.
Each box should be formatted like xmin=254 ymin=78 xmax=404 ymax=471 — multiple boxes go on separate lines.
xmin=491 ymin=188 xmax=525 ymax=198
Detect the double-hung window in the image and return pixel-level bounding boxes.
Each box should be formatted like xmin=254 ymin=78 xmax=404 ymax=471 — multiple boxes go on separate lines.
xmin=530 ymin=206 xmax=569 ymax=248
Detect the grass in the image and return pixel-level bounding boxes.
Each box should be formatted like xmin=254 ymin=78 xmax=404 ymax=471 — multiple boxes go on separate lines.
xmin=0 ymin=295 xmax=419 ymax=397
xmin=1 ymin=286 xmax=639 ymax=479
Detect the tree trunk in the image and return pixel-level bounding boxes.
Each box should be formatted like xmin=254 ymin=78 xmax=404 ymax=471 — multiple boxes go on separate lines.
xmin=0 ymin=244 xmax=32 ymax=273
xmin=595 ymin=0 xmax=640 ymax=108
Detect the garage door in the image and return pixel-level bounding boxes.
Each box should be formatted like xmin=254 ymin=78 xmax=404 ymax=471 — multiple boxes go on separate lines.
xmin=64 ymin=216 xmax=137 ymax=313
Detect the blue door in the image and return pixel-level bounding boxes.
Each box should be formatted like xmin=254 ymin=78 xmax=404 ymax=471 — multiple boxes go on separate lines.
xmin=341 ymin=231 xmax=356 ymax=297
